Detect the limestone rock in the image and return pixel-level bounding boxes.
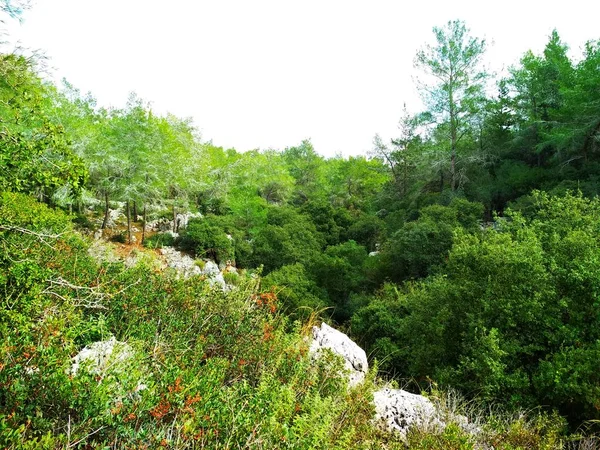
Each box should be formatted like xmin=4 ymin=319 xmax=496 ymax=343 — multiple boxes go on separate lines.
xmin=202 ymin=260 xmax=220 ymax=277
xmin=160 ymin=247 xmax=202 ymax=278
xmin=373 ymin=387 xmax=443 ymax=438
xmin=310 ymin=322 xmax=368 ymax=387
xmin=71 ymin=337 xmax=134 ymax=376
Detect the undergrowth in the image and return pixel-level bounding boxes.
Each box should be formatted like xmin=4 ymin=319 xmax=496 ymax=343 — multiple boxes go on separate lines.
xmin=0 ymin=192 xmax=595 ymax=448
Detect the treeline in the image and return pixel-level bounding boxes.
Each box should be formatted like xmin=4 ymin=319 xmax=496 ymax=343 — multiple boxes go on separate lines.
xmin=2 ymin=10 xmax=600 ymax=430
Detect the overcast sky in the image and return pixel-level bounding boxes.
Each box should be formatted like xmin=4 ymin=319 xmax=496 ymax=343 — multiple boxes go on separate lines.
xmin=5 ymin=0 xmax=600 ymax=157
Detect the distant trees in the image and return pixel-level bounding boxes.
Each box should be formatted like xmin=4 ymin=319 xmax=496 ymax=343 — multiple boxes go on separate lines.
xmin=414 ymin=20 xmax=488 ymax=192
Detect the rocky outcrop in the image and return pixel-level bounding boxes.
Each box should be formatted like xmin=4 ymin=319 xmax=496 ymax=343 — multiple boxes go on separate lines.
xmin=160 ymin=247 xmax=203 ymax=278
xmin=159 ymin=247 xmax=230 ymax=291
xmin=310 ymin=322 xmax=368 ymax=387
xmin=373 ymin=387 xmax=443 ymax=438
xmin=310 ymin=323 xmax=479 ymax=441
xmin=145 ymin=212 xmax=203 ymax=233
xmin=70 ymin=337 xmax=148 ymax=403
xmin=71 ymin=336 xmax=135 ymax=376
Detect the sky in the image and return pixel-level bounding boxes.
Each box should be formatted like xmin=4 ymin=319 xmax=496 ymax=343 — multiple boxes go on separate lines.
xmin=4 ymin=0 xmax=600 ymax=157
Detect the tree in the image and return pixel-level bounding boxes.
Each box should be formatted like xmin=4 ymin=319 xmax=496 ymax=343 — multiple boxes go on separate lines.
xmin=0 ymin=54 xmax=86 ymax=200
xmin=415 ymin=20 xmax=488 ymax=191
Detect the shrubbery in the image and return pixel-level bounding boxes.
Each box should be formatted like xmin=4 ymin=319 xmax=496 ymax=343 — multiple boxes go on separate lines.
xmin=0 ymin=193 xmax=390 ymax=449
xmin=354 ymin=192 xmax=600 ymax=426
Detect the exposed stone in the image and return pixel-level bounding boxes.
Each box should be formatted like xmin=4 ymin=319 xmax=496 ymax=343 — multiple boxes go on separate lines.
xmin=311 ymin=323 xmax=480 ymax=441
xmin=310 ymin=322 xmax=368 ymax=387
xmin=208 ymin=272 xmax=228 ymax=290
xmin=146 ymin=212 xmax=203 ymax=233
xmin=71 ymin=336 xmax=134 ymax=376
xmin=373 ymin=387 xmax=443 ymax=439
xmin=368 ymin=251 xmax=380 ymax=257
xmin=202 ymin=260 xmax=220 ymax=277
xmin=70 ymin=338 xmax=148 ymax=403
xmin=160 ymin=247 xmax=202 ymax=278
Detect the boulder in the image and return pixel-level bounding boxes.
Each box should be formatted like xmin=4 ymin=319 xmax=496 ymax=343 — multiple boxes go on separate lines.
xmin=70 ymin=337 xmax=148 ymax=403
xmin=373 ymin=387 xmax=443 ymax=439
xmin=310 ymin=323 xmax=479 ymax=440
xmin=160 ymin=247 xmax=202 ymax=278
xmin=202 ymin=260 xmax=220 ymax=277
xmin=71 ymin=336 xmax=134 ymax=376
xmin=208 ymin=272 xmax=228 ymax=291
xmin=310 ymin=322 xmax=368 ymax=387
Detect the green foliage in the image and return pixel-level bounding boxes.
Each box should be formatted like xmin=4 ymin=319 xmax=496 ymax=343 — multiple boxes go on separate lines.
xmin=179 ymin=217 xmax=234 ymax=263
xmin=0 ymin=54 xmax=87 ymax=199
xmin=143 ymin=232 xmax=175 ymax=249
xmin=262 ymin=263 xmax=328 ymax=319
xmin=376 ymin=198 xmax=483 ymax=283
xmin=311 ymin=241 xmax=369 ymax=322
xmin=354 ymin=192 xmax=600 ymax=426
xmin=251 ymin=206 xmax=324 ymax=273
xmin=0 ymin=192 xmax=397 ymax=449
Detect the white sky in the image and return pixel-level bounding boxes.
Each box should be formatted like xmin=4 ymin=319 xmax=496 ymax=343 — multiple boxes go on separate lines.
xmin=5 ymin=0 xmax=600 ymax=157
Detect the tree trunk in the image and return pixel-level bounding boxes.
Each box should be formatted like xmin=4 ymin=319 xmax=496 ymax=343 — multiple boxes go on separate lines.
xmin=101 ymin=192 xmax=110 ymax=229
xmin=449 ymin=83 xmax=457 ymax=191
xmin=172 ymin=204 xmax=177 ymax=232
xmin=141 ymin=205 xmax=147 ymax=245
xmin=126 ymin=200 xmax=132 ymax=244
xmin=133 ymin=201 xmax=138 ymax=221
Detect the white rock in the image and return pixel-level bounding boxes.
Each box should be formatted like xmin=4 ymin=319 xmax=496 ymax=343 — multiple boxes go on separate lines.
xmin=368 ymin=251 xmax=380 ymax=257
xmin=208 ymin=272 xmax=228 ymax=290
xmin=160 ymin=247 xmax=202 ymax=278
xmin=373 ymin=388 xmax=443 ymax=439
xmin=71 ymin=337 xmax=134 ymax=375
xmin=202 ymin=260 xmax=220 ymax=277
xmin=310 ymin=323 xmax=368 ymax=387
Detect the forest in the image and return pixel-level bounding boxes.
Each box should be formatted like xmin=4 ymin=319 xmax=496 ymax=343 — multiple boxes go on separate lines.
xmin=2 ymin=1 xmax=600 ymax=447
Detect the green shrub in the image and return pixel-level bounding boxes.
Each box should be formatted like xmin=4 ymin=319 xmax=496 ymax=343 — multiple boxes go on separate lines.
xmin=178 ymin=217 xmax=234 ymax=263
xmin=223 ymin=271 xmax=241 ymax=285
xmin=143 ymin=232 xmax=175 ymax=249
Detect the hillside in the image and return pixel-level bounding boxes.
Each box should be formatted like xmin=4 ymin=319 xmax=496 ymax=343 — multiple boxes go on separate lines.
xmin=2 ymin=4 xmax=600 ymax=447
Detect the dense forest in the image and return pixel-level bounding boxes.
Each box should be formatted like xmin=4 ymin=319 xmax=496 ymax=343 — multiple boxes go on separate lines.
xmin=2 ymin=1 xmax=600 ymax=447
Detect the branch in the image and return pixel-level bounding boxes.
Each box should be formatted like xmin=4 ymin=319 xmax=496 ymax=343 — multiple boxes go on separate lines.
xmin=0 ymin=225 xmax=67 ymax=248
xmin=43 ymin=276 xmax=141 ymax=310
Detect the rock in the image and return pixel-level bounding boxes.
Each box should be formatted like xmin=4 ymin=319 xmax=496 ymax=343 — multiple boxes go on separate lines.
xmin=160 ymin=247 xmax=202 ymax=278
xmin=106 ymin=208 xmax=126 ymax=228
xmin=202 ymin=260 xmax=220 ymax=277
xmin=309 ymin=322 xmax=480 ymax=440
xmin=70 ymin=337 xmax=148 ymax=403
xmin=71 ymin=336 xmax=134 ymax=375
xmin=175 ymin=212 xmax=202 ymax=231
xmin=158 ymin=249 xmax=230 ymax=290
xmin=373 ymin=387 xmax=443 ymax=439
xmin=310 ymin=322 xmax=368 ymax=387
xmin=208 ymin=272 xmax=228 ymax=290
xmin=93 ymin=229 xmax=103 ymax=240
xmin=368 ymin=251 xmax=380 ymax=257
xmin=373 ymin=387 xmax=481 ymax=440
xmin=145 ymin=212 xmax=202 ymax=233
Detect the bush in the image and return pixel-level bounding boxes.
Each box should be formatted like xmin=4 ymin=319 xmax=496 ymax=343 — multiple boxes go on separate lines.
xmin=143 ymin=232 xmax=175 ymax=249
xmin=178 ymin=217 xmax=234 ymax=263
xmin=0 ymin=193 xmax=392 ymax=449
